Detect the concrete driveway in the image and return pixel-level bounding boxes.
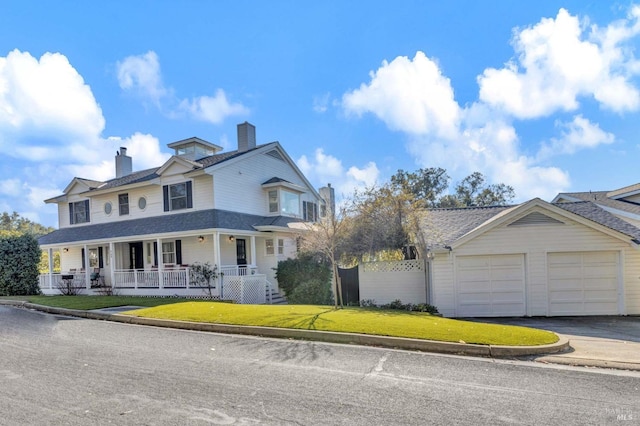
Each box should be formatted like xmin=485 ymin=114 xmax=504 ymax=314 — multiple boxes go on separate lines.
xmin=474 ymin=316 xmax=640 ymax=370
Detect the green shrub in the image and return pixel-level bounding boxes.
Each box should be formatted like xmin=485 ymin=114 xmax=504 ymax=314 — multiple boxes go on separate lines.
xmin=286 ymin=278 xmax=333 ymax=305
xmin=361 ymin=299 xmax=439 ymax=314
xmin=275 ymin=253 xmax=332 ymax=304
xmin=0 ymin=234 xmax=41 ymax=296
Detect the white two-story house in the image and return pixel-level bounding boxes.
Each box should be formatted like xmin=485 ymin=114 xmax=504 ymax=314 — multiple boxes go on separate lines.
xmin=38 ymin=122 xmax=332 ymax=303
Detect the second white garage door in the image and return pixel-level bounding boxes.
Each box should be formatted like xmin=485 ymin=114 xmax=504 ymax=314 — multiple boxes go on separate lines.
xmin=456 ymin=254 xmax=525 ymax=317
xmin=547 ymin=251 xmax=619 ymax=316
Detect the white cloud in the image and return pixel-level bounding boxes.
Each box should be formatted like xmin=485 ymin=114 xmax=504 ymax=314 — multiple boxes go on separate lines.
xmin=116 ymin=51 xmax=167 ymax=105
xmin=312 ymin=92 xmax=331 ymax=113
xmin=0 ymin=179 xmax=23 ymax=196
xmin=117 ymin=51 xmax=249 ymax=124
xmin=478 ymin=8 xmax=640 ymax=118
xmin=0 ymin=50 xmax=174 ymax=226
xmin=179 ymin=90 xmax=249 ymax=124
xmin=0 ymin=49 xmax=105 ymax=143
xmin=297 ymin=148 xmax=380 ymax=197
xmin=537 ymin=115 xmax=615 ymax=159
xmin=342 ymin=51 xmax=460 ymax=138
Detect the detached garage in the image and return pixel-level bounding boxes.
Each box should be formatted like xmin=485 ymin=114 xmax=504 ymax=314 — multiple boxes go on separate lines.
xmin=424 ymin=199 xmax=640 ymax=317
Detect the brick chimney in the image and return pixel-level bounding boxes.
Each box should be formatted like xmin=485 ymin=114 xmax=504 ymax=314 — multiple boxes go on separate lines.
xmin=237 ymin=122 xmax=256 ymax=152
xmin=115 ymin=147 xmax=132 ymax=178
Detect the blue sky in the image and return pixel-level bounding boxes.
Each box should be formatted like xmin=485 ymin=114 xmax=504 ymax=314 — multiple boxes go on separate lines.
xmin=1 ymin=1 xmax=639 ymax=227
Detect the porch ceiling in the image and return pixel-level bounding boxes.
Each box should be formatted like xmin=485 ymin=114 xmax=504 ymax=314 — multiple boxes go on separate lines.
xmin=38 ymin=209 xmax=303 ymax=246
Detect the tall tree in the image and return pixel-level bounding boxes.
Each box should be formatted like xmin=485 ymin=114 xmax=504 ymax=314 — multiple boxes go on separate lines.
xmin=297 ymin=202 xmax=351 ymax=308
xmin=0 ymin=211 xmax=54 ymax=236
xmin=451 ymin=172 xmax=515 ymax=207
xmin=390 ymin=167 xmax=450 ymax=208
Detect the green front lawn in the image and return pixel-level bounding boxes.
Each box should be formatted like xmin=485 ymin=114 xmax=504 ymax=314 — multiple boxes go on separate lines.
xmin=7 ymin=296 xmax=558 ymax=346
xmin=14 ymin=295 xmax=191 ymax=310
xmin=129 ymin=301 xmax=557 ymax=346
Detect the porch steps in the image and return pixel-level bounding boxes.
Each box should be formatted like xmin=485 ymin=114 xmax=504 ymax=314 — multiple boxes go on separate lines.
xmin=267 ymin=287 xmax=288 ymax=305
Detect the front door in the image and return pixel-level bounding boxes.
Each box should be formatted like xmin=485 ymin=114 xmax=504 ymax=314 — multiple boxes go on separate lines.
xmin=129 ymin=242 xmax=144 ymax=270
xmin=236 ymin=239 xmax=247 ymax=266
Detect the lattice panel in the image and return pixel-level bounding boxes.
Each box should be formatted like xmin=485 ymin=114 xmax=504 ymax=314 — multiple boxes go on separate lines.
xmin=222 ymin=275 xmax=267 ymax=304
xmin=362 ymin=260 xmax=424 ymax=273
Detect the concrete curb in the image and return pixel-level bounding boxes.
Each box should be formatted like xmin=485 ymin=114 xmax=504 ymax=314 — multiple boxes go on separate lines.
xmin=2 ymin=301 xmax=569 ymax=358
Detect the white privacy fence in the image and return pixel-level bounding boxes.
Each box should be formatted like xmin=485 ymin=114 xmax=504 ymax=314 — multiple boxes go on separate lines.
xmin=359 ymin=259 xmax=428 ymax=305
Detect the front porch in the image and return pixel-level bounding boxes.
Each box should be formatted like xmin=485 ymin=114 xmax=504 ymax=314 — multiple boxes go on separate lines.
xmin=39 ymin=264 xmax=274 ymax=304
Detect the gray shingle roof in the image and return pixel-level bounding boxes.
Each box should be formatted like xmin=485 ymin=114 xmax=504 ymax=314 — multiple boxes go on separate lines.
xmin=421 ymin=205 xmax=514 ymax=248
xmin=38 ymin=209 xmax=302 ymax=245
xmin=421 ymin=201 xmax=640 ymax=249
xmin=555 ymin=201 xmax=640 ymax=242
xmin=556 ymin=191 xmax=640 ymax=215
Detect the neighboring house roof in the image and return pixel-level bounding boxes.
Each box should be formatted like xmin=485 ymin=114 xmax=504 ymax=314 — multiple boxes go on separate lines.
xmin=422 ymin=200 xmax=640 ymax=249
xmin=38 ymin=209 xmax=303 ymax=246
xmin=554 ymin=189 xmax=640 ymax=216
xmin=554 ymin=201 xmax=640 ymax=242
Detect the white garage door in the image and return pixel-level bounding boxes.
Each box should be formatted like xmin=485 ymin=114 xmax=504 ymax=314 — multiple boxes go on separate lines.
xmin=547 ymin=251 xmax=619 ymax=316
xmin=456 ymin=254 xmax=525 ymax=317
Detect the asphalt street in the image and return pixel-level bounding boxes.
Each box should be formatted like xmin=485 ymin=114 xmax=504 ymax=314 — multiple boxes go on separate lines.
xmin=1 ymin=306 xmax=638 ymax=425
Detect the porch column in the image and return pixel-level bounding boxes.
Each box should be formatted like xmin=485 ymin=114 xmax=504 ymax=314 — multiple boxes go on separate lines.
xmin=250 ymin=236 xmax=256 ymax=267
xmin=157 ymin=238 xmax=164 ymax=289
xmin=83 ymin=244 xmax=90 ymax=290
xmin=47 ymin=248 xmax=54 ymax=290
xmin=213 ymin=232 xmax=221 ymax=268
xmin=109 ymin=242 xmax=115 ymax=289
xmin=213 ymin=232 xmax=221 ymax=295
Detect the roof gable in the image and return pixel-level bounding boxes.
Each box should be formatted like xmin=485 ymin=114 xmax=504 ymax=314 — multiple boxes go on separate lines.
xmin=425 ymin=198 xmax=640 ymax=250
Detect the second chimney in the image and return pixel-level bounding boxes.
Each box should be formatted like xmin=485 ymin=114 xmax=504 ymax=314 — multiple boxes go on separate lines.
xmin=115 ymin=147 xmax=132 ymax=178
xmin=237 ymin=122 xmax=256 ymax=152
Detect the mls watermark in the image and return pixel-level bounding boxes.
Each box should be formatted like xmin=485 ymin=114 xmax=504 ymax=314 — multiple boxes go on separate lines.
xmin=606 ymin=407 xmax=634 ymax=421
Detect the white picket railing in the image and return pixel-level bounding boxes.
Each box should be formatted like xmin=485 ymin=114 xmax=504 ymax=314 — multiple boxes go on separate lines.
xmin=220 ymin=265 xmax=258 ymax=276
xmin=39 ymin=267 xmax=275 ymax=304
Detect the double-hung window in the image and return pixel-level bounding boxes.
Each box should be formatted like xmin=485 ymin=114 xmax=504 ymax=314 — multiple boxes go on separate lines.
xmin=163 ymin=181 xmax=193 ymax=211
xmin=119 ymin=193 xmax=129 ymax=216
xmin=303 ymin=201 xmax=318 ymax=222
xmin=69 ymin=200 xmax=90 ymax=224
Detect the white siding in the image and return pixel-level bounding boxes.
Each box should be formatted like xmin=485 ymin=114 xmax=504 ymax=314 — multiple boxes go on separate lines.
xmin=625 ymin=250 xmax=640 ymax=314
xmin=212 ymin=151 xmax=318 ymax=216
xmin=431 ymin=208 xmax=640 ymax=317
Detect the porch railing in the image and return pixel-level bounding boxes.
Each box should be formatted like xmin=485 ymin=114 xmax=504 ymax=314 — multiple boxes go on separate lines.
xmin=113 ymin=269 xmax=195 ymax=289
xmin=39 ymin=273 xmax=85 ymax=290
xmin=220 ymin=265 xmax=258 ymax=276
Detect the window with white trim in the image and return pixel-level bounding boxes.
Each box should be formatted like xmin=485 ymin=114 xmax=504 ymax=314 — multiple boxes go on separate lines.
xmin=119 ymin=193 xmax=129 ymax=216
xmin=69 ymin=200 xmax=90 ymax=224
xmin=163 ymin=181 xmax=193 ymax=211
xmin=162 ymin=242 xmax=175 ymax=264
xmin=277 ymin=238 xmax=284 ymax=255
xmin=265 ymin=238 xmax=275 ymax=255
xmin=267 ymin=189 xmax=300 ymax=216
